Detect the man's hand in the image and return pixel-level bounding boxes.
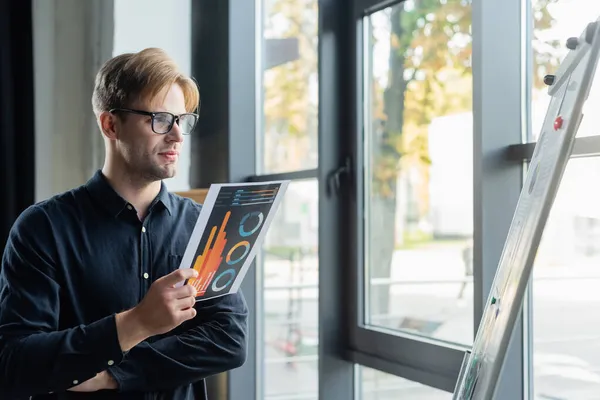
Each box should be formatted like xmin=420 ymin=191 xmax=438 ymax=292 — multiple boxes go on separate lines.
xmin=115 ymin=269 xmax=199 ymax=351
xmin=68 ymin=371 xmax=118 ymax=392
xmin=135 ymin=268 xmax=199 ymax=335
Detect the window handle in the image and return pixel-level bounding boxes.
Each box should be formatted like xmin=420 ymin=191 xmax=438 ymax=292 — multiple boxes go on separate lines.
xmin=327 ymin=156 xmax=352 ymax=197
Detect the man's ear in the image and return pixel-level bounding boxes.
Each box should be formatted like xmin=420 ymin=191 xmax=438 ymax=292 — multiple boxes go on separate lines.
xmin=99 ymin=111 xmax=119 ymax=140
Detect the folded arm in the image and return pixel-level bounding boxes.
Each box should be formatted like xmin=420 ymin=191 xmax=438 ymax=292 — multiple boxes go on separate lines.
xmin=107 ymin=291 xmax=248 ymax=392
xmin=0 ymin=206 xmax=126 ymax=398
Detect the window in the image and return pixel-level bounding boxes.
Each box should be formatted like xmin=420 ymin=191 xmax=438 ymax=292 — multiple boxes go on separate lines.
xmin=259 ymin=0 xmax=319 ymax=174
xmin=529 ymin=1 xmax=600 ymax=398
xmin=261 ymin=179 xmax=319 ymax=400
xmin=362 ymin=1 xmax=473 ymax=346
xmin=345 ymin=0 xmax=477 ymax=392
xmin=217 ymin=0 xmax=564 ymax=397
xmin=532 ymin=157 xmax=600 ymax=399
xmin=259 ymin=0 xmax=320 ymax=398
xmin=529 ymin=0 xmax=600 ymax=141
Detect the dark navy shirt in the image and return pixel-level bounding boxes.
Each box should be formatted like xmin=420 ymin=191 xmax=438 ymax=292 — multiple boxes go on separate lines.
xmin=0 ymin=170 xmax=248 ymax=399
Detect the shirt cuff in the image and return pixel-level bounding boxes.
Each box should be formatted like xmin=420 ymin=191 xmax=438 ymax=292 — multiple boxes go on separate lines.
xmin=106 ymin=357 xmax=147 ymax=392
xmin=60 ymin=314 xmax=126 ymax=390
xmin=87 ymin=313 xmax=126 ymax=368
xmin=106 ymin=365 xmax=126 ymax=392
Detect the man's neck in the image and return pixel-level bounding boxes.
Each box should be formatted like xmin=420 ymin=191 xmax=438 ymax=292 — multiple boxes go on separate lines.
xmin=101 ymin=166 xmax=161 ymax=220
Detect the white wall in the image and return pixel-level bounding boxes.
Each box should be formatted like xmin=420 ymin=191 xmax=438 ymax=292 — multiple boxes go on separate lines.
xmin=113 ymin=0 xmax=192 ymax=192
xmin=33 ymin=0 xmax=113 ymax=201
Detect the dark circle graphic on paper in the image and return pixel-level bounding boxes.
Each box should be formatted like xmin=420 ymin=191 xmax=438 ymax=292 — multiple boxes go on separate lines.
xmin=212 ymin=269 xmax=236 ymax=292
xmin=226 ymin=241 xmax=251 ymax=265
xmin=239 ymin=211 xmax=264 ymax=237
xmin=528 ymin=164 xmax=540 ymax=195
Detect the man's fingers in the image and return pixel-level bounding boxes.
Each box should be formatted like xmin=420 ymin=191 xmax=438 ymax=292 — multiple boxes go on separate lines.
xmin=176 ymin=295 xmax=197 ymax=311
xmin=171 ymin=284 xmax=197 ymax=299
xmin=159 ymin=268 xmax=199 ymax=287
xmin=184 ymin=306 xmax=197 ymax=320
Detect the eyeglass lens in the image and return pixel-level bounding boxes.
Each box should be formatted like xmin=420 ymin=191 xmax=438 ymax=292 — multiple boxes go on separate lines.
xmin=153 ymin=113 xmax=197 ymax=134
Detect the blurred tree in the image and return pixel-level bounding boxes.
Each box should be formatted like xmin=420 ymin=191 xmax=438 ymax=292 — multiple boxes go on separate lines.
xmin=263 ymin=0 xmax=318 ymax=173
xmin=368 ymin=0 xmax=559 ymax=319
xmin=532 ymin=0 xmax=563 ymax=88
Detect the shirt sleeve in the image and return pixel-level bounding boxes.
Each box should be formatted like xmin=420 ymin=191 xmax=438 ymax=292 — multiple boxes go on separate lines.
xmin=107 ymin=291 xmax=248 ymax=392
xmin=0 ymin=206 xmax=126 ymax=398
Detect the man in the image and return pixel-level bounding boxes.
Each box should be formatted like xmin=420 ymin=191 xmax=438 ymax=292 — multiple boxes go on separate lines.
xmin=0 ymin=48 xmax=248 ymax=399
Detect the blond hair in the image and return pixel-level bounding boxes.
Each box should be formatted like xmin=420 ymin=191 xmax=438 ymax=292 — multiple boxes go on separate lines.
xmin=92 ymin=48 xmax=200 ymax=115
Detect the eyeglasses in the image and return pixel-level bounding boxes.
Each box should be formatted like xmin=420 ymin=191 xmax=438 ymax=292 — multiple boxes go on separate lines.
xmin=109 ymin=108 xmax=199 ymax=135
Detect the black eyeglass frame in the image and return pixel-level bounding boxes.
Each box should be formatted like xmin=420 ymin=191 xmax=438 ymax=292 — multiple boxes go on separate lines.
xmin=109 ymin=108 xmax=199 ymax=135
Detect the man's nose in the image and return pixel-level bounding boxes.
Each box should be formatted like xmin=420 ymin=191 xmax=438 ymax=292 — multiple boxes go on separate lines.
xmin=167 ymin=121 xmax=184 ymax=142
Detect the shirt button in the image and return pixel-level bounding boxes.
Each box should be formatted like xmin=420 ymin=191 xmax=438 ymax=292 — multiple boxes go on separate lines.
xmin=143 ymin=272 xmax=149 ymax=279
xmin=107 ymin=360 xmax=114 ymax=366
xmin=73 ymin=380 xmax=79 ymax=385
xmin=142 ymin=226 xmax=146 ymax=233
xmin=127 ymin=205 xmax=132 ymax=210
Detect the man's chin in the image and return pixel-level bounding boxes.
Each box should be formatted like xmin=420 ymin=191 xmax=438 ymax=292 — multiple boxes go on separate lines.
xmin=147 ymin=165 xmax=177 ymax=181
xmin=160 ymin=168 xmax=177 ymax=180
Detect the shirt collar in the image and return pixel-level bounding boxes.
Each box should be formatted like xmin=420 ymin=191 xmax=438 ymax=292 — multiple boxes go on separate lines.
xmin=85 ymin=170 xmax=173 ymax=217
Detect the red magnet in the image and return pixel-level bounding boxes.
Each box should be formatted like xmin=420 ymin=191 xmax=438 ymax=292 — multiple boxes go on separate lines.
xmin=554 ymin=116 xmax=563 ymax=130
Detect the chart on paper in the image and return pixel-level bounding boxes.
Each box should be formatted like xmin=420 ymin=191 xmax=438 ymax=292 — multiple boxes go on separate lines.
xmin=177 ymin=181 xmax=289 ymax=301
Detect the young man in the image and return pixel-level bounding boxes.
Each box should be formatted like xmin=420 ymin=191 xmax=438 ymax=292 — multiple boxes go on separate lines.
xmin=0 ymin=48 xmax=248 ymax=399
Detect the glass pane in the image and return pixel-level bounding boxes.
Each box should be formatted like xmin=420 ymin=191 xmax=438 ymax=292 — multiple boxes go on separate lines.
xmin=261 ymin=179 xmax=318 ymax=399
xmin=362 ymin=2 xmax=473 ymax=346
xmin=532 ymin=157 xmax=600 ymax=398
xmin=530 ymin=0 xmax=600 ymax=141
xmin=359 ymin=366 xmax=451 ymax=400
xmin=260 ymin=0 xmax=319 ymax=174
